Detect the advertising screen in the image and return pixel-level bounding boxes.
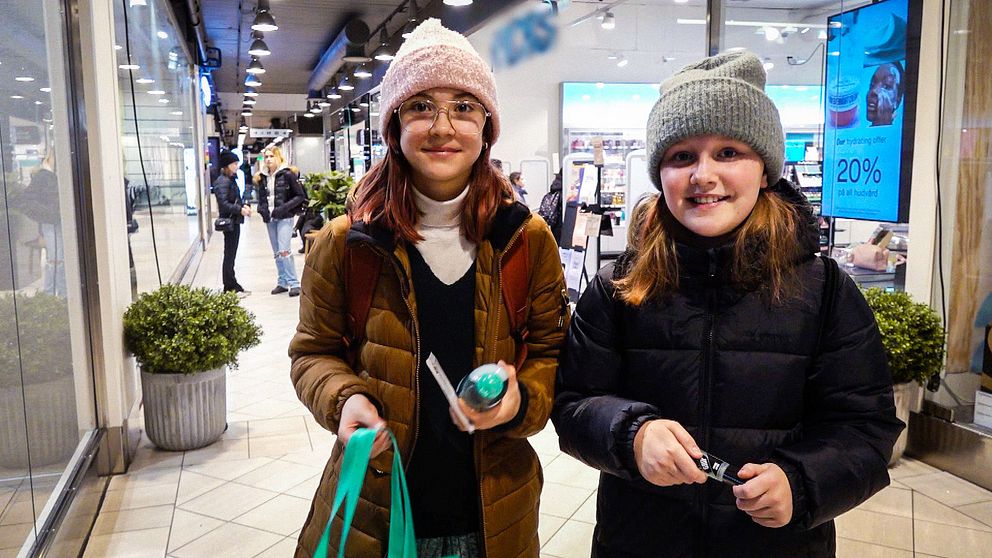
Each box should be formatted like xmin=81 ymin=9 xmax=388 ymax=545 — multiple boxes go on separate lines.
xmin=821 ymin=0 xmax=921 ymax=222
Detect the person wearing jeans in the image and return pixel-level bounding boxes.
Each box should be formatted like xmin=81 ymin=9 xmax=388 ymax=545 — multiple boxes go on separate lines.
xmin=254 ymin=146 xmax=305 ymax=296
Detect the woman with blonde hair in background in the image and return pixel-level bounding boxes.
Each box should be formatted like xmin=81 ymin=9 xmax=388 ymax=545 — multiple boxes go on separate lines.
xmin=254 ymin=146 xmax=306 ymax=296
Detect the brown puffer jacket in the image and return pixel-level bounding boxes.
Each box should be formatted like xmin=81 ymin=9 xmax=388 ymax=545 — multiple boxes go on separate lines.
xmin=290 ymin=202 xmax=568 ymax=557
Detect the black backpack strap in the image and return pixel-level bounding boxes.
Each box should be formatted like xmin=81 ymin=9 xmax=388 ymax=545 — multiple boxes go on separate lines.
xmin=817 ymin=255 xmax=840 ymax=352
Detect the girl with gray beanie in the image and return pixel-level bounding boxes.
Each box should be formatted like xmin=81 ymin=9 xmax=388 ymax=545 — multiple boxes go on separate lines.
xmin=553 ymin=51 xmax=902 ymax=557
xmin=290 ymin=18 xmax=565 ymax=558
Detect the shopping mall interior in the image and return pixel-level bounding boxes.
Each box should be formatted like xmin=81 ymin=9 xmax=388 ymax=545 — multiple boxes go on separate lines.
xmin=1 ymin=0 xmax=990 ymax=556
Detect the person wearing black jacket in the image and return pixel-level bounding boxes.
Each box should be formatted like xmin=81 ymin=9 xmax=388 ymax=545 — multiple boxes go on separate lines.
xmin=254 ymin=146 xmax=305 ymax=296
xmin=552 ymin=51 xmax=902 ymax=558
xmin=213 ymin=150 xmax=251 ymax=295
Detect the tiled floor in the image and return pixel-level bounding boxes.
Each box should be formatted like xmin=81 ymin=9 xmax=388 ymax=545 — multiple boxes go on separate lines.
xmin=83 ymin=218 xmax=992 ymax=557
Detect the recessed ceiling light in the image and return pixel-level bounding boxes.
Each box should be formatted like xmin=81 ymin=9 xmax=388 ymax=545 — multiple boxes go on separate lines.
xmin=148 ymin=90 xmax=165 ymax=95
xmin=617 ymin=58 xmax=629 ymax=68
xmin=34 ymin=101 xmax=43 ymax=105
xmin=443 ymin=0 xmax=472 ymax=5
xmin=158 ymin=98 xmax=170 ymax=103
xmin=119 ymin=64 xmax=140 ymax=70
xmin=15 ymin=76 xmax=35 ymax=82
xmin=40 ymin=87 xmax=51 ymax=93
xmin=10 ymin=95 xmax=24 ymax=99
xmin=170 ymin=111 xmax=183 ymax=115
xmin=135 ymin=77 xmax=155 ymax=84
xmin=114 ymin=44 xmax=123 ymax=50
xmin=157 ymin=31 xmax=168 ymax=39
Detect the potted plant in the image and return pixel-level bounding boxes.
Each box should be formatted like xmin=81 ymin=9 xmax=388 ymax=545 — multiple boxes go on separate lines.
xmin=123 ymin=284 xmax=261 ymax=451
xmin=302 ymin=170 xmax=353 ymax=223
xmin=0 ymin=292 xmax=78 ymax=468
xmin=863 ymin=288 xmax=946 ymax=465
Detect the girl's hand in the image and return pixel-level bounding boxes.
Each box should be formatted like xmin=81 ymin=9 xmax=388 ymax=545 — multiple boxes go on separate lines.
xmin=450 ymin=361 xmax=521 ymax=431
xmin=338 ymin=394 xmax=390 ymax=457
xmin=633 ymin=420 xmax=707 ymax=486
xmin=733 ymin=463 xmax=793 ymax=528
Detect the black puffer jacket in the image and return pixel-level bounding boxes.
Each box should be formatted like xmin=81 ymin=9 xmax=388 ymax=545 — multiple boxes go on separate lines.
xmin=552 ymin=180 xmax=902 ymax=558
xmin=255 ymin=167 xmax=305 ymax=222
xmin=212 ymin=174 xmax=247 ymax=225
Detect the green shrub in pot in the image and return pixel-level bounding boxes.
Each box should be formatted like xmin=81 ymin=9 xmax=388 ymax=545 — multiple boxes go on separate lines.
xmin=0 ymin=292 xmax=72 ymax=387
xmin=123 ymin=284 xmax=262 ymax=375
xmin=862 ymin=288 xmax=945 ymax=386
xmin=302 ymin=170 xmax=353 ymax=223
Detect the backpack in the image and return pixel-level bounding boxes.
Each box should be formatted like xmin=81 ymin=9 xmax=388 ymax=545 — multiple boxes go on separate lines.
xmin=343 ymin=230 xmax=531 ymax=371
xmin=537 ymin=190 xmax=562 ymax=229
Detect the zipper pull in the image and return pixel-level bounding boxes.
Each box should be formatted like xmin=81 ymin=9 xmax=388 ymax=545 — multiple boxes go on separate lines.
xmin=558 ymin=289 xmax=570 ymax=329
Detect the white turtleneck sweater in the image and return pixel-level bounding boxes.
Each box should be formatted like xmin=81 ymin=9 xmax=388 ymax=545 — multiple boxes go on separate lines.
xmin=412 ymin=185 xmax=477 ymax=285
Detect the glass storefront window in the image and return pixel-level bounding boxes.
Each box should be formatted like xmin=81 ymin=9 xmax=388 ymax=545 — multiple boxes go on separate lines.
xmin=114 ymin=0 xmax=202 ymax=294
xmin=0 ymin=0 xmax=96 ymax=552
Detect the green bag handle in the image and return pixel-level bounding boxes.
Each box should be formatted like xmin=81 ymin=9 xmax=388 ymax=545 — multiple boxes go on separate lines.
xmin=316 ymin=428 xmax=419 ymax=558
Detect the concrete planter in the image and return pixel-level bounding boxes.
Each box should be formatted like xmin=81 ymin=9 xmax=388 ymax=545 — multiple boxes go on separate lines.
xmin=141 ymin=367 xmax=226 ymax=451
xmin=890 ymin=381 xmax=923 ymax=466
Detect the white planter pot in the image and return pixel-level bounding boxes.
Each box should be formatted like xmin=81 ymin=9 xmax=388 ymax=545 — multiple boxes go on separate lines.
xmin=889 ymin=381 xmax=923 ymax=466
xmin=141 ymin=367 xmax=226 ymax=451
xmin=0 ymin=375 xmax=78 ymax=468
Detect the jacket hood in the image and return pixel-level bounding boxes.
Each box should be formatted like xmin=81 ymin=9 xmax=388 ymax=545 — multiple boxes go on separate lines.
xmin=347 ymin=200 xmax=532 ymax=252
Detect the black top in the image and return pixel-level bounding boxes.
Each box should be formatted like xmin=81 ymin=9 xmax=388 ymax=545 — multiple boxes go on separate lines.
xmin=405 ymin=244 xmax=479 ymax=538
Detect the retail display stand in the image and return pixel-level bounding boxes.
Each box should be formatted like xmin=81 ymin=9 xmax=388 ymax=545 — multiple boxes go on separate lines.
xmin=560 ymin=141 xmax=611 ymax=301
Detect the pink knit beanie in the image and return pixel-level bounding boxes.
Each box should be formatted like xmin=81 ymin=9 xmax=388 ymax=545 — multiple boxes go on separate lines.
xmin=379 ymin=18 xmax=500 ymax=141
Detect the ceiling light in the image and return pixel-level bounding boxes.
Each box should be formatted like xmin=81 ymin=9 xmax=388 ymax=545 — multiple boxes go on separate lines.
xmin=40 ymin=87 xmax=51 ymax=92
xmin=252 ymin=0 xmax=278 ymax=32
xmin=327 ymin=82 xmax=342 ymax=100
xmin=129 ymin=0 xmax=147 ymax=6
xmin=158 ymin=98 xmax=169 ymax=104
xmin=303 ymin=112 xmax=316 ymax=118
xmin=763 ymin=59 xmax=775 ymax=71
xmin=15 ymin=76 xmax=34 ymax=82
xmin=763 ymin=26 xmax=781 ymax=41
xmin=241 ymin=109 xmax=253 ymax=116
xmin=170 ymin=111 xmax=183 ymax=115
xmin=34 ymin=101 xmax=43 ymax=105
xmin=359 ymin=101 xmax=369 ymax=107
xmin=818 ymin=29 xmax=827 ymax=39
xmin=246 ymin=57 xmax=265 ymax=75
xmin=343 ymin=44 xmax=370 ymax=63
xmin=135 ymin=77 xmax=155 ymax=84
xmin=248 ymin=31 xmax=271 ymax=56
xmin=119 ymin=64 xmax=140 ymax=70
xmin=443 ymin=0 xmax=472 ymax=5
xmin=10 ymin=95 xmax=24 ymax=99
xmin=354 ymin=64 xmax=372 ymax=79
xmin=338 ymin=76 xmax=355 ymax=91
xmin=310 ymin=103 xmax=323 ymax=114
xmin=147 ymin=89 xmax=165 ymax=95
xmin=350 ymin=106 xmax=361 ymax=112
xmin=243 ymin=98 xmax=256 ymax=105
xmin=601 ymin=12 xmax=616 ymax=30
xmin=402 ymin=20 xmax=418 ymax=39
xmin=674 ymin=0 xmax=689 ymax=3
xmin=157 ymin=31 xmax=168 ymax=39
xmin=245 ymin=87 xmax=259 ymax=97
xmin=617 ymin=57 xmax=628 ymax=68
xmin=374 ymin=28 xmax=394 ymax=61
xmin=318 ymin=100 xmax=331 ymax=107
xmin=245 ymin=74 xmax=262 ymax=87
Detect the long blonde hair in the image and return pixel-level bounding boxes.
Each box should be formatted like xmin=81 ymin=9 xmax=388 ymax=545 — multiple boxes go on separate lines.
xmin=615 ymin=189 xmax=805 ymax=305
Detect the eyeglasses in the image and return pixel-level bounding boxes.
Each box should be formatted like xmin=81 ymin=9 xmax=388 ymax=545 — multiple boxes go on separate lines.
xmin=396 ymin=98 xmax=490 ymax=135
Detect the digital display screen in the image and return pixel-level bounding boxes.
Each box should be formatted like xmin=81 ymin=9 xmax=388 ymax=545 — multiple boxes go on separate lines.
xmin=821 ymin=0 xmax=920 ymax=222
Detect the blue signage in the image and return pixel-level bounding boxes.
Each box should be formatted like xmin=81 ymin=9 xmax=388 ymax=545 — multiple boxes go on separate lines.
xmin=821 ymin=0 xmax=919 ymax=223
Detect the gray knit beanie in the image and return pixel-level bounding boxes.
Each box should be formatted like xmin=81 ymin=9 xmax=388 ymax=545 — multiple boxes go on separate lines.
xmin=646 ymin=51 xmax=784 ymax=190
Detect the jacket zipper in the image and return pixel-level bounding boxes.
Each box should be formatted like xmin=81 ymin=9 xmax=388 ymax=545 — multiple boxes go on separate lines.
xmin=477 ymin=217 xmax=529 ymax=558
xmin=696 ymin=293 xmax=716 ymax=553
xmin=367 ymin=243 xmax=422 ymax=467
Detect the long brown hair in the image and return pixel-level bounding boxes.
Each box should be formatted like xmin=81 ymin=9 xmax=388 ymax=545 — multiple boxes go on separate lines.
xmin=615 ymin=189 xmax=804 ymax=305
xmin=350 ymin=118 xmax=513 ymax=244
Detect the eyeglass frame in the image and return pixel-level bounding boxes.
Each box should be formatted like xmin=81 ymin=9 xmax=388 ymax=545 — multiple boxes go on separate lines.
xmin=393 ymin=97 xmax=491 ymax=135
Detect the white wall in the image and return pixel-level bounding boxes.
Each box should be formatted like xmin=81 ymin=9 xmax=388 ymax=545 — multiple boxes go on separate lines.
xmin=292 ymin=136 xmax=327 ymax=175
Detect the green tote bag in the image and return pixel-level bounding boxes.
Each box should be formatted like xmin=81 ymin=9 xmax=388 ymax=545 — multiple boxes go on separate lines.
xmin=315 ymin=427 xmax=421 ymax=558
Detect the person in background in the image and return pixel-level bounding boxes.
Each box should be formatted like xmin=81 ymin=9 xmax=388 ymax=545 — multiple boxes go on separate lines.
xmin=289 ymin=18 xmax=566 ymax=558
xmin=552 ymin=51 xmax=902 ymax=557
xmin=490 ymin=158 xmax=504 ymax=175
xmin=21 ymin=152 xmax=65 ymax=297
xmin=509 ymin=171 xmax=528 ymax=206
xmin=254 ymin=146 xmax=305 ymax=297
xmin=214 ymin=150 xmax=251 ymax=296
xmin=536 ymin=170 xmax=563 ymax=244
